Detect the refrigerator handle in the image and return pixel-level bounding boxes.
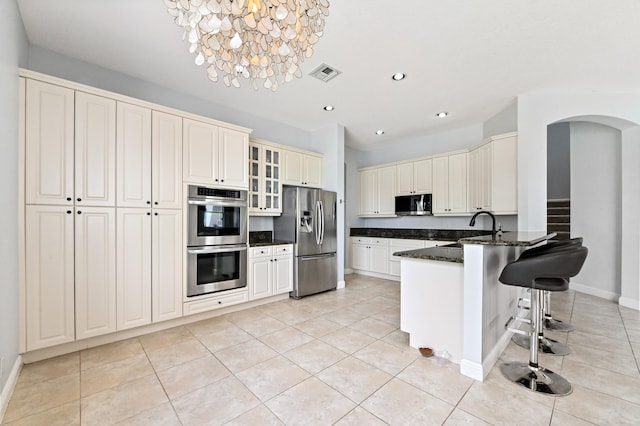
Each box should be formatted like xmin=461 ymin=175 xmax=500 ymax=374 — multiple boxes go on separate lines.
xmin=315 ymin=200 xmax=321 ymax=245
xmin=319 ymin=200 xmax=325 ymax=245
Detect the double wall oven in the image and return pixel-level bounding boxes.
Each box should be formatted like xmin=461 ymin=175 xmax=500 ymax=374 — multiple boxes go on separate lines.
xmin=186 ymin=185 xmax=247 ymax=297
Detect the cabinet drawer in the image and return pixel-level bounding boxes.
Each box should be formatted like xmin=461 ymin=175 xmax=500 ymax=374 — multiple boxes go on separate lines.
xmin=389 ymin=239 xmax=425 ymax=248
xmin=351 ymin=237 xmax=371 ymax=245
xmin=273 ymin=244 xmax=293 ymax=255
xmin=250 ymin=246 xmax=273 ymax=258
xmin=368 ymin=238 xmax=389 ymax=246
xmin=183 ymin=290 xmax=249 ymax=315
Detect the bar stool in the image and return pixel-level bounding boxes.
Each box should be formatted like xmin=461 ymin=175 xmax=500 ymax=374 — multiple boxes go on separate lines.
xmin=499 ymin=246 xmax=588 ymax=396
xmin=520 ymin=238 xmax=583 ymax=332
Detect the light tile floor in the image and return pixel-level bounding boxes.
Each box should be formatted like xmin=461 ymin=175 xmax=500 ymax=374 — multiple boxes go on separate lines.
xmin=3 ymin=274 xmax=640 ymax=425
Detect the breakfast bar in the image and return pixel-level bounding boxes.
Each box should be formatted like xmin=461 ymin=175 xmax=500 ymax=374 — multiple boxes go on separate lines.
xmin=395 ymin=231 xmax=556 ymax=381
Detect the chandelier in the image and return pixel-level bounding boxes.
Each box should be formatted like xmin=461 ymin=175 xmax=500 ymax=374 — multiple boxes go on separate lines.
xmin=165 ymin=0 xmax=330 ymax=91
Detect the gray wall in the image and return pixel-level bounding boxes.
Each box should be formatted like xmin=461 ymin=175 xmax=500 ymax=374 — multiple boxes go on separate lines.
xmin=0 ymin=0 xmax=28 ymax=398
xmin=571 ymin=122 xmax=622 ymax=297
xmin=482 ymin=101 xmax=517 ymax=139
xmin=547 ymin=122 xmax=571 ymax=199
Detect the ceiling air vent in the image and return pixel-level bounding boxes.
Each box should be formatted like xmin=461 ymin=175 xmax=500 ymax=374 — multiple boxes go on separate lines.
xmin=309 ymin=63 xmax=342 ymax=82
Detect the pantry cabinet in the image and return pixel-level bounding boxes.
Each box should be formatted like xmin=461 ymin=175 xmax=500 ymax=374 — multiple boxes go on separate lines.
xmin=396 ymin=159 xmax=432 ymax=195
xmin=358 ymin=165 xmax=396 ymax=217
xmin=183 ymin=118 xmax=249 ymax=189
xmin=152 ymin=209 xmax=183 ymax=322
xmin=432 ymin=153 xmax=467 ymax=214
xmin=281 ymin=149 xmax=323 ymax=188
xmin=248 ymin=245 xmax=294 ymax=300
xmin=249 ymin=141 xmax=282 ymax=215
xmin=117 ymin=107 xmax=183 ymax=209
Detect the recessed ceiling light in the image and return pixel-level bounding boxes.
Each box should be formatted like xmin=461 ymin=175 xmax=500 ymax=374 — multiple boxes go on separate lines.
xmin=436 ymin=111 xmax=448 ymax=118
xmin=375 ymin=130 xmax=385 ymax=135
xmin=391 ymin=73 xmax=406 ymax=81
xmin=323 ymin=105 xmax=334 ymax=111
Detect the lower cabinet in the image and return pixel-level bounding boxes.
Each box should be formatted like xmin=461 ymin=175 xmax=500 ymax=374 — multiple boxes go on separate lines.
xmin=249 ymin=245 xmax=293 ymax=300
xmin=117 ymin=208 xmax=183 ymax=331
xmin=351 ymin=237 xmax=389 ymax=274
xmin=25 ymin=205 xmax=117 ymax=350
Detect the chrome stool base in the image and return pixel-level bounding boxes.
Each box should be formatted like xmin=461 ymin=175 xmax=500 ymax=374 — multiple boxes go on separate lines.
xmin=544 ymin=316 xmax=575 ymax=332
xmin=512 ymin=334 xmax=571 ymax=356
xmin=500 ymin=362 xmax=572 ymax=396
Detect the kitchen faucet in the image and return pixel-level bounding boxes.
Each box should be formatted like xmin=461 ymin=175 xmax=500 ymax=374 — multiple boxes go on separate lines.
xmin=469 ymin=210 xmax=496 ymax=235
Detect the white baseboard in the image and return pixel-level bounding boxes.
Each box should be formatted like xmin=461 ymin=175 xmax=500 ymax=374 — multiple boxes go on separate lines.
xmin=337 ymin=280 xmax=346 ymax=289
xmin=570 ymin=282 xmax=619 ymax=302
xmin=350 ymin=269 xmax=400 ymax=282
xmin=460 ymin=359 xmax=483 ymax=381
xmin=619 ymin=296 xmax=640 ymax=311
xmin=460 ymin=329 xmax=512 ymax=382
xmin=0 ymin=355 xmax=23 ymax=423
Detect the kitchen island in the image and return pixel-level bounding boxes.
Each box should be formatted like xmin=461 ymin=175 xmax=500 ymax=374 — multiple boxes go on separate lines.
xmin=395 ymin=231 xmax=555 ymax=381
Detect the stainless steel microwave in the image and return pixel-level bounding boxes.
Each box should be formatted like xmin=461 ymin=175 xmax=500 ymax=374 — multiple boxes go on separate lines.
xmin=395 ymin=193 xmax=432 ymax=216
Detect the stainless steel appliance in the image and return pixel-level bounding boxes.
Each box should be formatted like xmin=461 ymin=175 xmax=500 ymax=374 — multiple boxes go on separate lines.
xmin=395 ymin=193 xmax=432 ymax=216
xmin=186 ymin=185 xmax=248 ymax=297
xmin=273 ymin=186 xmax=337 ymax=298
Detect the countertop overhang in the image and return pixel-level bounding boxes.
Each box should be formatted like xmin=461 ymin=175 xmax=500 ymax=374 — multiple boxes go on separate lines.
xmin=458 ymin=231 xmax=557 ymax=247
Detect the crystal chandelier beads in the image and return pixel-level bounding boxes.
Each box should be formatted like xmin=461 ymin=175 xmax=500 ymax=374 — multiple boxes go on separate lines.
xmin=165 ymin=0 xmax=330 ymax=91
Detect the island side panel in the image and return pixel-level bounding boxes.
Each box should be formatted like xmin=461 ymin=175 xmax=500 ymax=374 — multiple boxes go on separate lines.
xmin=400 ymin=258 xmax=464 ymax=363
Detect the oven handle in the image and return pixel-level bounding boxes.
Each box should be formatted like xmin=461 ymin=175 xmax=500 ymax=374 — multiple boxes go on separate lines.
xmin=187 ymin=244 xmax=247 ymax=254
xmin=188 ymin=199 xmax=247 ymax=207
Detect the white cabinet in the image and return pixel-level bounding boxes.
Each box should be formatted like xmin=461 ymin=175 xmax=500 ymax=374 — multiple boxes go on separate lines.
xmin=351 ymin=237 xmax=389 ymax=274
xmin=74 ymin=92 xmax=116 ymax=206
xmin=25 ymin=80 xmax=74 ymax=206
xmin=183 ymin=118 xmax=249 ymax=189
xmin=397 ymin=159 xmax=432 ymax=195
xmin=117 ymin=208 xmax=183 ymax=330
xmin=248 ymin=245 xmax=294 ymax=300
xmin=388 ymin=239 xmax=426 ymax=277
xmin=25 ymin=81 xmax=116 ymax=207
xmin=249 ymin=142 xmax=282 ymax=215
xmin=358 ymin=165 xmax=396 ymax=217
xmin=282 ymin=149 xmax=323 ymax=188
xmin=469 ymin=133 xmax=518 ymax=215
xmin=433 ymin=153 xmax=467 ymax=214
xmin=118 ymin=108 xmax=183 ymax=209
xmin=25 ymin=205 xmax=75 ymax=351
xmin=74 ymin=207 xmax=117 ymax=340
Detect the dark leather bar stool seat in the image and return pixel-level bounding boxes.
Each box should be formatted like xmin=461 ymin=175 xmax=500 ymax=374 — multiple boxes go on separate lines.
xmin=498 ymin=246 xmax=588 ymax=396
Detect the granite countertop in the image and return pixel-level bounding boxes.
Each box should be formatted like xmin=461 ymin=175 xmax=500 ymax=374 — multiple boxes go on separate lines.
xmin=393 ymin=244 xmax=464 ymax=264
xmin=458 ymin=231 xmax=557 ymax=247
xmin=248 ymin=231 xmax=293 ymax=247
xmin=350 ymin=227 xmax=491 ymax=242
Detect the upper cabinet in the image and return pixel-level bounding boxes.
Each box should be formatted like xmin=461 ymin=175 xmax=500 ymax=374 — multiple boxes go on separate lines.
xmin=358 ymin=165 xmax=397 ymax=217
xmin=396 ymin=159 xmax=432 ymax=195
xmin=25 ymin=81 xmax=117 ymax=207
xmin=468 ymin=132 xmax=517 ymax=215
xmin=281 ymin=149 xmax=323 ymax=188
xmin=183 ymin=118 xmax=249 ymax=189
xmin=432 ymin=153 xmax=467 ymax=215
xmin=249 ymin=140 xmax=282 ymax=215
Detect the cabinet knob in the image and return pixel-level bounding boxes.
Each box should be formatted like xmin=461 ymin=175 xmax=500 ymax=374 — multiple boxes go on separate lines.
xmin=154 ymin=202 xmax=158 ymax=205
xmin=147 ymin=212 xmax=151 ymax=216
xmin=215 ymin=178 xmax=219 ymax=182
xmin=77 ymin=211 xmax=82 ymax=215
xmin=66 ymin=197 xmax=72 ymax=202
xmin=146 ymin=201 xmax=151 ymax=205
xmin=77 ymin=198 xmax=82 ymax=202
xmin=66 ymin=210 xmax=72 ymax=214
xmin=154 ymin=212 xmax=158 ymax=216
xmin=218 ymin=301 xmax=222 ymax=304
xmin=220 ymin=179 xmax=224 ymax=182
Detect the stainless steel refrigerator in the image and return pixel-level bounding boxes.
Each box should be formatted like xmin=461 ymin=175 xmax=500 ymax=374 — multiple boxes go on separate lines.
xmin=273 ymin=186 xmax=337 ymax=298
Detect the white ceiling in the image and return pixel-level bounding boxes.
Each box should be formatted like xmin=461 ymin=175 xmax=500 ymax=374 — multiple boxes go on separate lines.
xmin=16 ymin=0 xmax=640 ymax=150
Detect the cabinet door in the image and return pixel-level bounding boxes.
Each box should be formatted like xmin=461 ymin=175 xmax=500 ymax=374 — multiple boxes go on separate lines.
xmin=413 ymin=159 xmax=433 ymax=194
xmin=369 ymin=245 xmax=389 ymax=274
xmin=479 ymin=144 xmax=493 ymax=211
xmin=75 ymin=92 xmax=116 ymax=206
xmin=304 ymin=154 xmax=323 ymax=187
xmin=75 ymin=207 xmax=117 ymax=339
xmin=448 ymin=153 xmax=468 ymax=213
xmin=491 ymin=135 xmax=518 ymax=214
xmin=25 ymin=80 xmax=74 ymax=205
xmin=117 ymin=102 xmax=152 ymax=207
xmin=25 ymin=205 xmax=75 ymax=350
xmin=274 ymin=254 xmax=293 ymax=294
xmin=282 ymin=149 xmax=303 ymax=186
xmin=377 ymin=165 xmax=397 ymax=215
xmin=219 ymin=128 xmax=249 ymax=189
xmin=116 ymin=208 xmax=152 ymax=331
xmin=152 ymin=111 xmax=183 ymax=209
xmin=351 ymin=243 xmax=370 ymax=270
xmin=263 ymin=145 xmax=282 ymax=214
xmin=468 ymin=148 xmax=480 ymax=212
xmin=248 ymin=144 xmax=261 ymax=211
xmin=396 ymin=162 xmax=414 ymax=195
xmin=432 ymin=156 xmax=449 ymax=214
xmin=152 ymin=209 xmax=183 ymax=322
xmin=359 ymin=169 xmax=378 ymax=215
xmin=183 ymin=118 xmax=217 ymax=184
xmin=249 ymin=257 xmax=273 ymax=300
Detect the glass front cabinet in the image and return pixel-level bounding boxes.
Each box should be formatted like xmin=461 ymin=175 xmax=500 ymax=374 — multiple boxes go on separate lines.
xmin=249 ymin=142 xmax=282 ymax=216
